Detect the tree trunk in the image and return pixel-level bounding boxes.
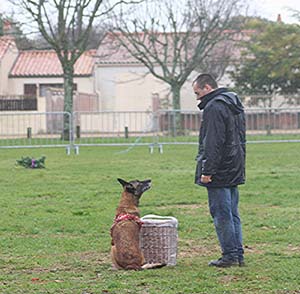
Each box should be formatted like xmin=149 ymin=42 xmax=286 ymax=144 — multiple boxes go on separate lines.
xmin=171 ymin=84 xmax=181 ymax=110
xmin=170 ymin=84 xmax=182 ymax=136
xmin=62 ymin=66 xmax=74 ymax=141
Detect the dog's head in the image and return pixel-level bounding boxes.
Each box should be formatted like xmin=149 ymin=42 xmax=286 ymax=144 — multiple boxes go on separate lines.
xmin=117 ymin=178 xmax=152 ymax=199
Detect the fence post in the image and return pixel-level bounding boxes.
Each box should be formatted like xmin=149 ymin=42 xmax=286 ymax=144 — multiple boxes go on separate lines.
xmin=76 ymin=125 xmax=80 ymax=139
xmin=27 ymin=127 xmax=32 ymax=139
xmin=66 ymin=146 xmax=71 ymax=155
xmin=152 ymin=110 xmax=159 ymax=147
xmin=266 ymin=125 xmax=271 ymax=135
xmin=124 ymin=126 xmax=129 ymax=139
xmin=149 ymin=144 xmax=154 ymax=154
xmin=266 ymin=110 xmax=272 ymax=135
xmin=74 ymin=145 xmax=80 ymax=155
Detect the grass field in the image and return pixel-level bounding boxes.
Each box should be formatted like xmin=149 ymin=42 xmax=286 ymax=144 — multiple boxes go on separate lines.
xmin=0 ymin=143 xmax=300 ymax=293
xmin=1 ymin=132 xmax=300 ymax=147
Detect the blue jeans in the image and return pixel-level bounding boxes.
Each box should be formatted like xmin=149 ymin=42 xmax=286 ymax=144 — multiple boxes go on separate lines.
xmin=207 ymin=186 xmax=244 ymax=261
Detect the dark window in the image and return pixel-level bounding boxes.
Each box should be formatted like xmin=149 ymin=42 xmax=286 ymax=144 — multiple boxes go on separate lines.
xmin=24 ymin=84 xmax=37 ymax=98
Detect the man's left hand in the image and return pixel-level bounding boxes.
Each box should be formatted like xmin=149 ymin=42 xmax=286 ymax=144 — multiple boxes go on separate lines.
xmin=200 ymin=175 xmax=212 ymax=184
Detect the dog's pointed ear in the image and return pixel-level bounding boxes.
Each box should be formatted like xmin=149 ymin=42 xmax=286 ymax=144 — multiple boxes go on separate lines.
xmin=117 ymin=178 xmax=129 ymax=187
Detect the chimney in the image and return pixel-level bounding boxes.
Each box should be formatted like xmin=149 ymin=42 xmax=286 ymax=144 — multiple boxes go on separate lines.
xmin=277 ymin=14 xmax=282 ymax=23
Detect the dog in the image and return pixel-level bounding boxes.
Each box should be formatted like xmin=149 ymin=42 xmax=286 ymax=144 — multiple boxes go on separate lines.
xmin=110 ymin=178 xmax=165 ymax=270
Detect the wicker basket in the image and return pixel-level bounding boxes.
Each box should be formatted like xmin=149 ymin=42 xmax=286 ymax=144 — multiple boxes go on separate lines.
xmin=140 ymin=214 xmax=178 ymax=266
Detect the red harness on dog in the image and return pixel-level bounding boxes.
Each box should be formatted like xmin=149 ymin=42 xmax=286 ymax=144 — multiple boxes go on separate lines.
xmin=110 ymin=213 xmax=143 ymax=237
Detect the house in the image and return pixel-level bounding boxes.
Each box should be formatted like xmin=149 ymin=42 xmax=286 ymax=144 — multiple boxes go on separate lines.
xmin=94 ymin=31 xmax=253 ymax=112
xmin=8 ymin=49 xmax=96 ymax=98
xmin=8 ymin=49 xmax=98 ymax=113
xmin=0 ymin=36 xmax=98 ymax=135
xmin=0 ymin=36 xmax=18 ymax=95
xmin=0 ymin=37 xmax=98 ymax=112
xmin=95 ymin=33 xmax=194 ymax=112
xmin=1 ymin=29 xmax=252 ymax=113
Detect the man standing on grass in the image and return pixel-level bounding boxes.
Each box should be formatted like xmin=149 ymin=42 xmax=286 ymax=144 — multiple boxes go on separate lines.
xmin=193 ymin=73 xmax=246 ymax=268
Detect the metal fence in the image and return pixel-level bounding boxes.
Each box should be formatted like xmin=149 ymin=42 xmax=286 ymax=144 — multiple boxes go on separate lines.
xmin=1 ymin=108 xmax=300 ymax=153
xmin=154 ymin=108 xmax=300 ymax=145
xmin=73 ymin=111 xmax=155 ymax=146
xmin=0 ymin=112 xmax=71 ymax=150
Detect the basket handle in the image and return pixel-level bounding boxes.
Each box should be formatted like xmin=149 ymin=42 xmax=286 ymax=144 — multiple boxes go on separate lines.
xmin=141 ymin=214 xmax=178 ymax=222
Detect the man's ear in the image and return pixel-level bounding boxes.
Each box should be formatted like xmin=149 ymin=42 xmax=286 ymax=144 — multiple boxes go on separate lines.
xmin=117 ymin=178 xmax=129 ymax=187
xmin=204 ymin=84 xmax=212 ymax=91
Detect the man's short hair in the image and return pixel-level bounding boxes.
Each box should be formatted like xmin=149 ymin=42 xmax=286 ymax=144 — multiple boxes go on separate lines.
xmin=193 ymin=73 xmax=218 ymax=89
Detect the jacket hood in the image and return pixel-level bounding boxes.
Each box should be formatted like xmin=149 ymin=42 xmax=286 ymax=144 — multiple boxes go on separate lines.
xmin=198 ymin=88 xmax=244 ymax=115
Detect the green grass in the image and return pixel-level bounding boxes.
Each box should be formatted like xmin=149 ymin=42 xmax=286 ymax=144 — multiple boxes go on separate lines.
xmin=1 ymin=132 xmax=300 ymax=147
xmin=0 ymin=143 xmax=300 ymax=293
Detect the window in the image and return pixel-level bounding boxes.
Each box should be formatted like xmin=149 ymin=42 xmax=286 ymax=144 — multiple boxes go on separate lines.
xmin=24 ymin=84 xmax=37 ymax=98
xmin=39 ymin=83 xmax=78 ymax=97
xmin=39 ymin=83 xmax=63 ymax=97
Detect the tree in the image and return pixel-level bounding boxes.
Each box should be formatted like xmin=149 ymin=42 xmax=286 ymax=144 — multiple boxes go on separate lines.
xmin=0 ymin=14 xmax=33 ymax=48
xmin=230 ymin=18 xmax=300 ymax=107
xmin=31 ymin=23 xmax=109 ymax=50
xmin=109 ymin=0 xmax=245 ymax=110
xmin=0 ymin=16 xmax=3 ymax=36
xmin=13 ymin=0 xmax=141 ymax=139
xmin=86 ymin=24 xmax=109 ymax=49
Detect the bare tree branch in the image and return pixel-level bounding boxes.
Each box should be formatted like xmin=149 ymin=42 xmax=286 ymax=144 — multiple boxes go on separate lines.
xmin=10 ymin=0 xmax=143 ymax=138
xmin=108 ymin=0 xmax=245 ymax=109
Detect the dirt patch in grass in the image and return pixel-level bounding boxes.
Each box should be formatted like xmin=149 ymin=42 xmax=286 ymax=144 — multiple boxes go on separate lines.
xmin=74 ymin=250 xmax=110 ymax=262
xmin=285 ymin=244 xmax=300 ymax=255
xmin=178 ymin=240 xmax=266 ymax=258
xmin=277 ymin=291 xmax=300 ymax=294
xmin=243 ymin=244 xmax=265 ymax=255
xmin=178 ymin=240 xmax=300 ymax=258
xmin=218 ymin=275 xmax=240 ymax=284
xmin=178 ymin=239 xmax=219 ymax=258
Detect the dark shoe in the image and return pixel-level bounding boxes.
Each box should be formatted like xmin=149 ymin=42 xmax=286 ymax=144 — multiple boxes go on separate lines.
xmin=238 ymin=259 xmax=245 ymax=267
xmin=208 ymin=258 xmax=238 ymax=268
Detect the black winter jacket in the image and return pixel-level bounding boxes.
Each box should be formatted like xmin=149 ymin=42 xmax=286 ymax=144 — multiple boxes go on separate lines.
xmin=195 ymin=88 xmax=246 ymax=187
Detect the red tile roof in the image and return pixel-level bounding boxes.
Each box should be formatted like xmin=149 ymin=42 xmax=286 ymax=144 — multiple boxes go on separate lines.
xmin=97 ymin=33 xmax=139 ymax=65
xmin=0 ymin=36 xmax=17 ymax=60
xmin=96 ymin=30 xmax=254 ymax=65
xmin=10 ymin=49 xmax=96 ymax=77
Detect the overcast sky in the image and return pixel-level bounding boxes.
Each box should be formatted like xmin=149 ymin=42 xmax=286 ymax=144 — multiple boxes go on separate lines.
xmin=250 ymin=0 xmax=300 ymax=23
xmin=0 ymin=0 xmax=300 ymax=24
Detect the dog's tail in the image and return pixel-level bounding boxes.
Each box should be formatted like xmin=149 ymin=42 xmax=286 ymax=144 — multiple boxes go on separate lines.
xmin=141 ymin=263 xmax=167 ymax=270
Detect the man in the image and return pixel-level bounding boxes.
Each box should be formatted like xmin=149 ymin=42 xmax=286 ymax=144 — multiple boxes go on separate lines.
xmin=193 ymin=73 xmax=246 ymax=268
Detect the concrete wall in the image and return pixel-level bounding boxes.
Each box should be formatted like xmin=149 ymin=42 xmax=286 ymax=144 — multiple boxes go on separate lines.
xmin=8 ymin=76 xmax=95 ymax=97
xmin=95 ymin=64 xmax=231 ymax=112
xmin=95 ymin=65 xmax=166 ymax=111
xmin=0 ymin=43 xmax=18 ymax=95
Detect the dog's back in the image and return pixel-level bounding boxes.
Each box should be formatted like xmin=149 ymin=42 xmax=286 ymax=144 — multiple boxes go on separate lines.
xmin=111 ymin=219 xmax=143 ymax=270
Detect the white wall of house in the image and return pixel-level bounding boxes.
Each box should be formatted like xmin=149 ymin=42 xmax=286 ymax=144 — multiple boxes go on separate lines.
xmin=95 ymin=64 xmax=166 ymax=111
xmin=95 ymin=64 xmax=227 ymax=112
xmin=96 ymin=64 xmax=201 ymax=112
xmin=0 ymin=45 xmax=18 ymax=95
xmin=7 ymin=76 xmax=95 ymax=97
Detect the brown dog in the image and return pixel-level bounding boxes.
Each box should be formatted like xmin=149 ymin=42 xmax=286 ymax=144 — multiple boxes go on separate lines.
xmin=111 ymin=178 xmax=164 ymax=270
